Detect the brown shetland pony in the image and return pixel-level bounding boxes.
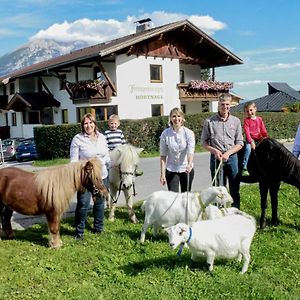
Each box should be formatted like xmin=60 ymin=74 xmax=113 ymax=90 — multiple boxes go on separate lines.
xmin=0 ymin=159 xmax=107 ymax=248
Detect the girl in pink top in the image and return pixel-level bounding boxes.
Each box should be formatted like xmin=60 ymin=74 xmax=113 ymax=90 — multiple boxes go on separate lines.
xmin=242 ymin=102 xmax=268 ymax=174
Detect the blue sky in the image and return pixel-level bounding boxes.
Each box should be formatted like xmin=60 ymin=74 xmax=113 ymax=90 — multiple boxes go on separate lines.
xmin=1 ymin=0 xmax=300 ymax=100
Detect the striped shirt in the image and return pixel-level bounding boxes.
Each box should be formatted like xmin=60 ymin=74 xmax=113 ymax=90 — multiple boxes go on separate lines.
xmin=104 ymin=129 xmax=126 ymax=151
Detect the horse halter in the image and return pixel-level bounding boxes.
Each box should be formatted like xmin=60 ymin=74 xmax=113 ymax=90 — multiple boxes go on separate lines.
xmin=111 ymin=165 xmax=137 ymax=204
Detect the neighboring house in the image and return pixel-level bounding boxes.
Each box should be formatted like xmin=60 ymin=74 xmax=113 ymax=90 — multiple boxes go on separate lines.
xmin=0 ymin=19 xmax=242 ymax=138
xmin=231 ymin=82 xmax=300 ymax=112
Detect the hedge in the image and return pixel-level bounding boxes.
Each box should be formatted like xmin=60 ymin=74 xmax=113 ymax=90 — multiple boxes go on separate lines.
xmin=34 ymin=112 xmax=300 ymax=160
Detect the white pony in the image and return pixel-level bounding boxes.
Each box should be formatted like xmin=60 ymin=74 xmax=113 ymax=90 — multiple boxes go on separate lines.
xmin=108 ymin=144 xmax=143 ymax=223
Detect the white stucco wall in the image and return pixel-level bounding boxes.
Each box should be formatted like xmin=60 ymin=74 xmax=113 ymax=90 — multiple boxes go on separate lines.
xmin=114 ymin=54 xmax=180 ymax=119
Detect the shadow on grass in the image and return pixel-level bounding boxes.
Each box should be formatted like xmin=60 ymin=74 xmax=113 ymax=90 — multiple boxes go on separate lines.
xmin=12 ymin=219 xmax=75 ymax=247
xmin=120 ymin=253 xmax=217 ymax=275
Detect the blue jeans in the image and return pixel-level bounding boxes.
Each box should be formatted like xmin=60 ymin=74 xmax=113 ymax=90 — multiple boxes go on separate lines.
xmin=75 ymin=177 xmax=108 ymax=235
xmin=210 ymin=153 xmax=240 ymax=209
xmin=242 ymin=143 xmax=251 ymax=169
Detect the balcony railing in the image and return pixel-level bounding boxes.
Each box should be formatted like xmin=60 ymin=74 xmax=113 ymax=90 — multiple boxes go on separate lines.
xmin=66 ymin=80 xmax=112 ymax=104
xmin=178 ymin=80 xmax=233 ymax=101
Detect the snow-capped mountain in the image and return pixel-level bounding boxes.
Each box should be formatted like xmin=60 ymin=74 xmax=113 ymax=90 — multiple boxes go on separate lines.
xmin=0 ymin=39 xmax=89 ymax=77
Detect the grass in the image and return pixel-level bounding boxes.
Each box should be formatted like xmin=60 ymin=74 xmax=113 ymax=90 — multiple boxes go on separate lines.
xmin=0 ymin=184 xmax=299 ymax=299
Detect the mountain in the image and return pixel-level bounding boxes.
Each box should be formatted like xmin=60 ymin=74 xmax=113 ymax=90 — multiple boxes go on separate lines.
xmin=0 ymin=39 xmax=89 ymax=77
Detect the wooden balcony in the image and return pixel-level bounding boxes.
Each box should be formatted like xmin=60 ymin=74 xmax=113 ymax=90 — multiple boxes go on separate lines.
xmin=66 ymin=80 xmax=113 ymax=104
xmin=177 ymin=81 xmax=233 ymax=102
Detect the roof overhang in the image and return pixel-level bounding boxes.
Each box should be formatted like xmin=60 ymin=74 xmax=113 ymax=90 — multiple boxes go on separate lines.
xmin=6 ymin=92 xmax=60 ymax=112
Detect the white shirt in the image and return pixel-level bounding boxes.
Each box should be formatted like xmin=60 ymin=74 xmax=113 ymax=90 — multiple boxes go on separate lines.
xmin=70 ymin=131 xmax=110 ymax=178
xmin=160 ymin=126 xmax=195 ymax=172
xmin=292 ymin=123 xmax=300 ymax=158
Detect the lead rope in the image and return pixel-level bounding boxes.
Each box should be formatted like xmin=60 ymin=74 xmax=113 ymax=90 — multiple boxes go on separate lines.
xmin=211 ymin=159 xmax=223 ymax=186
xmin=185 ymin=171 xmax=190 ymax=224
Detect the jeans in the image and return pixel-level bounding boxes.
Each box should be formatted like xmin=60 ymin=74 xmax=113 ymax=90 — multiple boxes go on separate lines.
xmin=166 ymin=168 xmax=194 ymax=192
xmin=242 ymin=143 xmax=251 ymax=169
xmin=210 ymin=154 xmax=240 ymax=209
xmin=75 ymin=176 xmax=108 ymax=235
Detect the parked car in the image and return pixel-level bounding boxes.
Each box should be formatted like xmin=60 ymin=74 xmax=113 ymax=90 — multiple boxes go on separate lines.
xmin=15 ymin=138 xmax=38 ymax=162
xmin=1 ymin=138 xmax=24 ymax=161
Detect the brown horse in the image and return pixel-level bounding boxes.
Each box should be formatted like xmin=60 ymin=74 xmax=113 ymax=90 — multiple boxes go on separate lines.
xmin=0 ymin=159 xmax=107 ymax=248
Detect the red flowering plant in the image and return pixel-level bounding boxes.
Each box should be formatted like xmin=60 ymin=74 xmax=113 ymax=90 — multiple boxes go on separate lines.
xmin=189 ymin=80 xmax=233 ymax=91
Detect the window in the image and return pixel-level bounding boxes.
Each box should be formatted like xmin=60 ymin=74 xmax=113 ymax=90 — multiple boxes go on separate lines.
xmin=62 ymin=109 xmax=68 ymax=124
xmin=59 ymin=74 xmax=66 ymax=90
xmin=180 ymin=70 xmax=185 ymax=83
xmin=12 ymin=113 xmax=17 ymax=126
xmin=150 ymin=64 xmax=162 ymax=83
xmin=93 ymin=67 xmax=102 ymax=80
xmin=22 ymin=111 xmax=40 ymax=124
xmin=77 ymin=105 xmax=118 ymax=122
xmin=151 ymin=104 xmax=163 ymax=116
xmin=10 ymin=82 xmax=15 ymax=95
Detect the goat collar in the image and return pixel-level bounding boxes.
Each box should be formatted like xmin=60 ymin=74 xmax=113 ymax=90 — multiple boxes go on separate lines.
xmin=176 ymin=227 xmax=192 ymax=256
xmin=186 ymin=227 xmax=192 ymax=244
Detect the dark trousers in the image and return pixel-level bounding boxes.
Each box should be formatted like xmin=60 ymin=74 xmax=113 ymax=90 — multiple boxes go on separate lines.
xmin=210 ymin=154 xmax=240 ymax=209
xmin=166 ymin=168 xmax=194 ymax=192
xmin=75 ymin=177 xmax=108 ymax=235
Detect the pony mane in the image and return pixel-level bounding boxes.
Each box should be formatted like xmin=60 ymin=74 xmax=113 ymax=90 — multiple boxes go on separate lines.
xmin=259 ymin=138 xmax=300 ymax=178
xmin=34 ymin=159 xmax=102 ymax=216
xmin=110 ymin=144 xmax=140 ymax=168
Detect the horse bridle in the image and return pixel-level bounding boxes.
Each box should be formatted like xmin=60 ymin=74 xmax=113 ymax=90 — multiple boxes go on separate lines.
xmin=110 ymin=166 xmax=137 ymax=204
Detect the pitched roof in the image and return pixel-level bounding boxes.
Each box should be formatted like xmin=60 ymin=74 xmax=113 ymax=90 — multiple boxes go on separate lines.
xmin=6 ymin=91 xmax=60 ymax=111
xmin=0 ymin=19 xmax=243 ymax=83
xmin=231 ymin=82 xmax=300 ymax=112
xmin=268 ymin=82 xmax=300 ymax=100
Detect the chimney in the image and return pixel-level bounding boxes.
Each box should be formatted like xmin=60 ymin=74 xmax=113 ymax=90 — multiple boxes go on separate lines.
xmin=135 ymin=18 xmax=152 ymax=33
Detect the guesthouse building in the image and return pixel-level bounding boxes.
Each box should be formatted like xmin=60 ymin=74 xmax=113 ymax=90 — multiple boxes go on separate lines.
xmin=0 ymin=19 xmax=242 ymax=138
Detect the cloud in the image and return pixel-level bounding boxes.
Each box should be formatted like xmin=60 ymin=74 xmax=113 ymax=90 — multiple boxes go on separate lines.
xmin=241 ymin=47 xmax=297 ymax=56
xmin=253 ymin=62 xmax=300 ymax=71
xmin=235 ymin=80 xmax=269 ymax=86
xmin=30 ymin=11 xmax=227 ymax=44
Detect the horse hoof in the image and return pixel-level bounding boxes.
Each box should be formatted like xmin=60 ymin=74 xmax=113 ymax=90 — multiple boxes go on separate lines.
xmin=271 ymin=219 xmax=280 ymax=226
xmin=1 ymin=231 xmax=15 ymax=240
xmin=260 ymin=218 xmax=267 ymax=229
xmin=131 ymin=216 xmax=138 ymax=224
xmin=108 ymin=217 xmax=115 ymax=222
xmin=49 ymin=240 xmax=63 ymax=249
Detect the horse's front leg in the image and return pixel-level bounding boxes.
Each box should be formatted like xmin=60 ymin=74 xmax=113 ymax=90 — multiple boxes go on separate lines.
xmin=46 ymin=211 xmax=63 ymax=249
xmin=270 ymin=182 xmax=280 ymax=226
xmin=259 ymin=181 xmax=269 ymax=229
xmin=1 ymin=206 xmax=15 ymax=239
xmin=108 ymin=185 xmax=117 ymax=222
xmin=124 ymin=189 xmax=138 ymax=224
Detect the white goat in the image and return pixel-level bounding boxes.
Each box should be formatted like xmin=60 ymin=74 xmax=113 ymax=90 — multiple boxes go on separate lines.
xmin=204 ymin=205 xmax=241 ymax=220
xmin=139 ymin=186 xmax=233 ymax=243
xmin=166 ymin=214 xmax=256 ymax=274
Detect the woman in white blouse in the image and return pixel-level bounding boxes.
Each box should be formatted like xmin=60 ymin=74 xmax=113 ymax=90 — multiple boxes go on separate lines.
xmin=160 ymin=107 xmax=195 ymax=192
xmin=70 ymin=113 xmax=110 ymax=240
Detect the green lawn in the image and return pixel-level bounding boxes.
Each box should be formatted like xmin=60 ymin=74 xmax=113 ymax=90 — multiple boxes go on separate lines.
xmin=0 ymin=183 xmax=299 ymax=299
